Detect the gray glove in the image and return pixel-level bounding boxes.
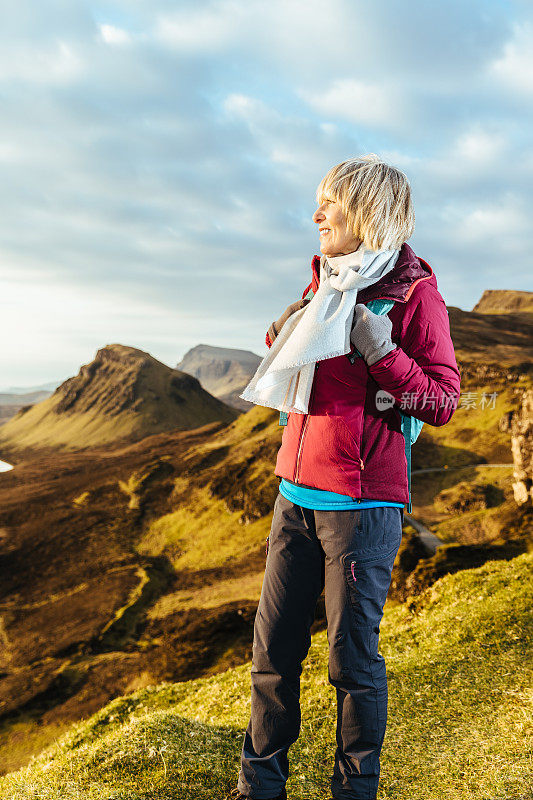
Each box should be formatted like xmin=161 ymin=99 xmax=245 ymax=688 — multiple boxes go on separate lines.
xmin=350 ymin=303 xmax=396 ymax=366
xmin=268 ymin=297 xmax=311 ymax=342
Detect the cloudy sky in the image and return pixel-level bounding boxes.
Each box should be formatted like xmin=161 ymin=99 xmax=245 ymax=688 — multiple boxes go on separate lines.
xmin=1 ymin=0 xmax=532 ymax=390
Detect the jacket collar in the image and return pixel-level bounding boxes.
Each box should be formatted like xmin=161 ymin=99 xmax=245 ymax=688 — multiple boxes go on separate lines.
xmin=310 ymin=243 xmax=434 ymax=304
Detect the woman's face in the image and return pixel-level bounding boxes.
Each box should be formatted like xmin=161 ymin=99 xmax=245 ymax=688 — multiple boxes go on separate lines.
xmin=313 ymin=197 xmax=361 ymax=256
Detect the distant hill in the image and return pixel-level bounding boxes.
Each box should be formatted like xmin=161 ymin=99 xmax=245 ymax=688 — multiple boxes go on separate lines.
xmin=0 ymin=390 xmax=52 ymax=406
xmin=0 ymin=383 xmax=62 ymax=425
xmin=473 ymin=289 xmax=533 ymax=314
xmin=447 ymin=304 xmax=533 ymax=366
xmin=0 ymin=389 xmax=52 ymax=424
xmin=0 ymin=380 xmax=61 ymax=394
xmin=176 ymin=344 xmax=261 ymax=411
xmin=0 ymin=344 xmax=239 ymax=452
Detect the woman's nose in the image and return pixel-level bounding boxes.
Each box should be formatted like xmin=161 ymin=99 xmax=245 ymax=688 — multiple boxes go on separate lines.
xmin=313 ymin=208 xmax=325 ymax=223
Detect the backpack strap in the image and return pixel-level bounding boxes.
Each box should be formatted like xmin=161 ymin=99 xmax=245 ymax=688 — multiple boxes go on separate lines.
xmin=402 ymin=413 xmax=413 ymax=513
xmin=348 ymin=298 xmax=415 ymax=512
xmin=400 ymin=413 xmax=424 ymax=513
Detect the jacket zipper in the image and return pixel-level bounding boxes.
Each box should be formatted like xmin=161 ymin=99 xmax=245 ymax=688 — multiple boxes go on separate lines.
xmin=294 ymin=365 xmax=318 ymax=482
xmin=294 ymin=415 xmax=310 ymax=482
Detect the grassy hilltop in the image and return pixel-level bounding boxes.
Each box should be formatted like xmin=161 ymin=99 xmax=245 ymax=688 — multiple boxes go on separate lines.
xmin=1 ymin=553 xmax=531 ymax=800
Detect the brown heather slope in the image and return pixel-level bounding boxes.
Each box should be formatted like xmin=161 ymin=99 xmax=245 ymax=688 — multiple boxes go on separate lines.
xmin=1 ymin=379 xmax=529 ymax=775
xmin=0 ymin=344 xmax=238 ymax=452
xmin=447 ymin=305 xmax=533 ymax=365
xmin=0 ymin=406 xmax=290 ymax=774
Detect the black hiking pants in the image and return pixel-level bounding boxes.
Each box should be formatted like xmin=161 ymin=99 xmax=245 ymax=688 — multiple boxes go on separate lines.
xmin=237 ymin=490 xmax=403 ymax=799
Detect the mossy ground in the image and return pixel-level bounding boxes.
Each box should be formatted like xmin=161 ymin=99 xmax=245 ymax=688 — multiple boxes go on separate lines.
xmin=2 ymin=554 xmax=531 ymax=800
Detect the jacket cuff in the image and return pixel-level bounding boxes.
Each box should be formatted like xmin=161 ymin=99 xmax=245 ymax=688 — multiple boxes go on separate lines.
xmin=267 ymin=321 xmax=278 ymax=343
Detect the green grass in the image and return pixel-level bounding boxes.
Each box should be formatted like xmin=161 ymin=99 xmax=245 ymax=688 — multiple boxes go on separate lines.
xmin=2 ymin=554 xmax=531 ymax=800
xmin=135 ymin=486 xmax=271 ymax=572
xmin=419 ymin=381 xmax=520 ymax=465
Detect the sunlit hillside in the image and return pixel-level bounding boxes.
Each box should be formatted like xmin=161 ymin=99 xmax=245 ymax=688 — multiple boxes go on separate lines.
xmin=1 ymin=554 xmax=531 ymax=800
xmin=0 ymin=344 xmax=238 ymax=451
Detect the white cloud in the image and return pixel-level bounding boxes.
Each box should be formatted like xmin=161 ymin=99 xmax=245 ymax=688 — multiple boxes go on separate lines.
xmin=222 ymin=92 xmax=353 ymax=191
xmin=0 ymin=271 xmax=202 ymax=385
xmin=490 ymin=22 xmax=533 ymax=94
xmin=154 ymin=1 xmax=245 ymax=50
xmin=300 ymin=78 xmax=402 ymax=129
xmin=0 ymin=0 xmax=531 ymax=385
xmin=455 ymin=130 xmax=505 ymax=164
xmin=99 ymin=24 xmax=131 ymax=45
xmin=416 ymin=124 xmax=515 ymax=192
xmin=379 ymin=150 xmax=422 ymax=170
xmin=223 ymin=93 xmax=257 ymax=117
xmin=442 ymin=195 xmax=528 ymax=247
xmin=0 ymin=40 xmax=83 ymax=84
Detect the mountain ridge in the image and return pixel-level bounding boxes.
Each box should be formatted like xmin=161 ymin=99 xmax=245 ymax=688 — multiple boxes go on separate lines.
xmin=176 ymin=343 xmax=261 ymax=411
xmin=0 ymin=344 xmax=238 ymax=452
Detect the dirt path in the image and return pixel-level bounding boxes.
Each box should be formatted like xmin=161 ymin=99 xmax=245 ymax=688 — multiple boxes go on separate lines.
xmin=406 ymin=463 xmax=514 ymax=554
xmin=411 ymin=463 xmax=513 ymax=475
xmin=404 ymin=513 xmax=442 ymax=555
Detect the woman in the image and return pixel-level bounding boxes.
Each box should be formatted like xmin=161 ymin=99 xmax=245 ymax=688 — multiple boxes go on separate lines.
xmin=229 ymin=155 xmax=460 ymax=800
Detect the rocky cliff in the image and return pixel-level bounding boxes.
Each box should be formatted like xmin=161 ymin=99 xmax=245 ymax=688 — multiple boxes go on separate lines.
xmin=510 ymin=388 xmax=533 ymax=505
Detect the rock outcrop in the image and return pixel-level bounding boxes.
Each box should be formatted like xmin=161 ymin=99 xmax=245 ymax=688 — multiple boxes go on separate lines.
xmin=511 ymin=388 xmax=533 ymax=505
xmin=447 ymin=304 xmax=533 ymax=365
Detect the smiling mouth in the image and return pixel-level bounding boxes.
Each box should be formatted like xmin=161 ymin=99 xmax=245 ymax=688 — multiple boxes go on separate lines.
xmin=319 ymin=228 xmax=331 ymax=236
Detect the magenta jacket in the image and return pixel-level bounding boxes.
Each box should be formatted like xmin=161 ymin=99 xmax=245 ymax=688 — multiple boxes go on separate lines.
xmin=265 ymin=243 xmax=461 ymax=502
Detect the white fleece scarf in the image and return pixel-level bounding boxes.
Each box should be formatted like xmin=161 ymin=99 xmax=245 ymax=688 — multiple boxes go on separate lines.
xmin=239 ymin=244 xmax=400 ymax=414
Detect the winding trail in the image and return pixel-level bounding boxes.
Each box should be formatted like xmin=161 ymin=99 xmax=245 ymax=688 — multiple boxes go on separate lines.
xmin=404 ymin=513 xmax=442 ymax=555
xmin=406 ymin=463 xmax=514 ymax=554
xmin=411 ymin=463 xmax=513 ymax=476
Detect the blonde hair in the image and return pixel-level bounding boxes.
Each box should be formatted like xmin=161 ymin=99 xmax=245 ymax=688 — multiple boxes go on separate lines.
xmin=315 ymin=154 xmax=415 ymax=250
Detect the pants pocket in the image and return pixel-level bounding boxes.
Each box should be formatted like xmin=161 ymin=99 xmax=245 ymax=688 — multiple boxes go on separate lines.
xmin=342 ymin=544 xmax=399 ymax=628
